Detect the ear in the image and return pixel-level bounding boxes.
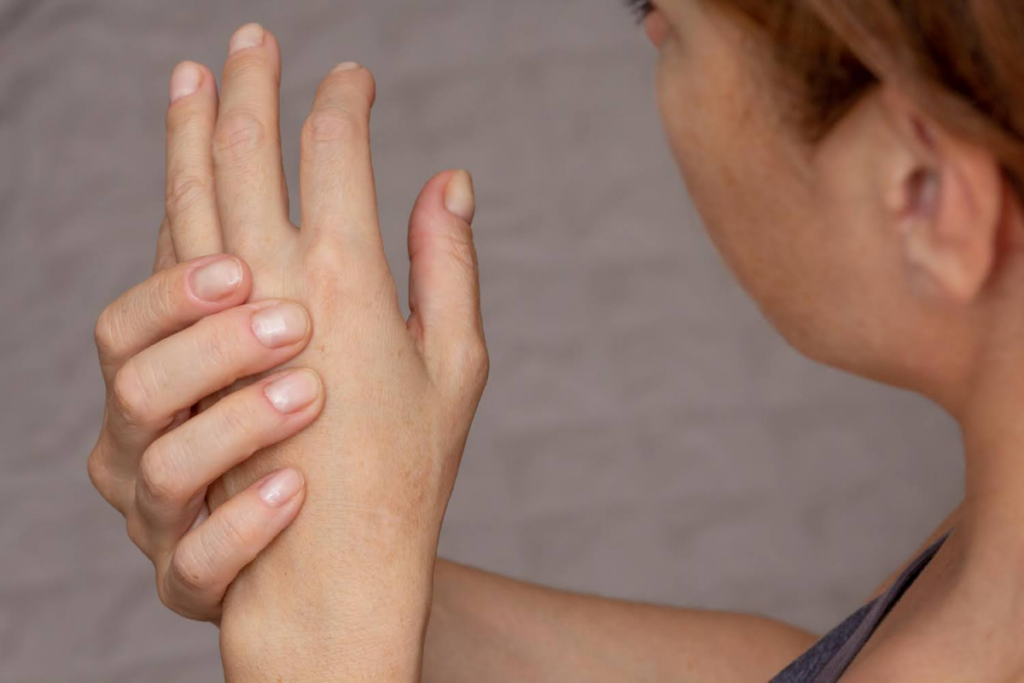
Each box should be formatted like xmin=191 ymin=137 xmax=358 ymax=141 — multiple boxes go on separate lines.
xmin=878 ymin=86 xmax=1004 ymax=303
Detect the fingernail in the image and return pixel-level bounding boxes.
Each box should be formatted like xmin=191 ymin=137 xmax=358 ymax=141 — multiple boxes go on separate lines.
xmin=229 ymin=23 xmax=265 ymax=55
xmin=264 ymin=370 xmax=321 ymax=414
xmin=444 ymin=170 xmax=476 ymax=223
xmin=170 ymin=62 xmax=202 ymax=103
xmin=258 ymin=469 xmax=304 ymax=508
xmin=190 ymin=257 xmax=243 ymax=302
xmin=251 ymin=302 xmax=310 ymax=348
xmin=331 ymin=61 xmax=361 ymax=73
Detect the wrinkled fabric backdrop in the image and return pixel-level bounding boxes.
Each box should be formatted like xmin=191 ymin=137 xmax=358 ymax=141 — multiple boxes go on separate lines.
xmin=0 ymin=0 xmax=963 ymax=680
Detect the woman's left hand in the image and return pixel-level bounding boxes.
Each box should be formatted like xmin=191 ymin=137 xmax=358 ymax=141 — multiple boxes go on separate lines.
xmin=162 ymin=23 xmax=489 ymax=679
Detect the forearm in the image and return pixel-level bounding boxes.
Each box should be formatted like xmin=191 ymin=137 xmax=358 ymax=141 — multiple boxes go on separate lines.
xmin=423 ymin=559 xmax=818 ymax=683
xmin=217 ymin=531 xmax=814 ymax=683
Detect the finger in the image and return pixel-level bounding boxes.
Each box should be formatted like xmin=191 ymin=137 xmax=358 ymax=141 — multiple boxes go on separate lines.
xmin=88 ymin=431 xmax=136 ymax=515
xmin=213 ymin=23 xmax=291 ymax=253
xmin=90 ymin=400 xmax=193 ymax=517
xmin=298 ymin=62 xmax=384 ymax=254
xmin=406 ymin=170 xmax=488 ymax=392
xmin=134 ymin=369 xmax=323 ymax=544
xmin=166 ymin=61 xmax=224 ymax=260
xmin=95 ymin=255 xmax=252 ymax=378
xmin=107 ymin=299 xmax=312 ymax=454
xmin=153 ymin=218 xmax=177 ymax=274
xmin=160 ymin=468 xmax=305 ymax=621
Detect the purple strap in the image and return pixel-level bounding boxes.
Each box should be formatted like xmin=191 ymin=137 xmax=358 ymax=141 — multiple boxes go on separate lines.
xmin=812 ymin=529 xmax=953 ymax=682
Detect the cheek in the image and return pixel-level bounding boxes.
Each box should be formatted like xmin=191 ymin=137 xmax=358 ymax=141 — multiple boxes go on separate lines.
xmin=648 ymin=0 xmax=800 ymax=283
xmin=656 ymin=66 xmax=767 ymax=278
xmin=647 ymin=6 xmax=928 ymax=377
xmin=655 ymin=62 xmax=834 ymax=338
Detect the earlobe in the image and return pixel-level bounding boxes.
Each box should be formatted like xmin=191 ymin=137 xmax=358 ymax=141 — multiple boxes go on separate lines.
xmin=881 ymin=87 xmax=1003 ymax=304
xmin=902 ymin=216 xmax=985 ymax=302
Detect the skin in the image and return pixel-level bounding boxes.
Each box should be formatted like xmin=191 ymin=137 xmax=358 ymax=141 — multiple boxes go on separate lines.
xmin=88 ymin=250 xmax=321 ymax=622
xmin=100 ymin=22 xmax=493 ymax=681
xmin=650 ymin=1 xmax=1024 ymax=681
xmin=89 ymin=0 xmax=1024 ymax=680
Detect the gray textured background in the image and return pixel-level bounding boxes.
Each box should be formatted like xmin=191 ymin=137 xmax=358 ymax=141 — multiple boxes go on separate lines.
xmin=0 ymin=0 xmax=964 ymax=680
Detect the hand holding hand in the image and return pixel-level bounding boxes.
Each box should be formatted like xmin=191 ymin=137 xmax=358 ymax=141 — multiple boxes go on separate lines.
xmin=88 ymin=251 xmax=322 ymax=622
xmin=161 ymin=24 xmax=489 ymax=679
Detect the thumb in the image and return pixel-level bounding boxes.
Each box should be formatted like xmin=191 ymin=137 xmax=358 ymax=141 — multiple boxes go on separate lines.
xmin=406 ymin=169 xmax=486 ymax=377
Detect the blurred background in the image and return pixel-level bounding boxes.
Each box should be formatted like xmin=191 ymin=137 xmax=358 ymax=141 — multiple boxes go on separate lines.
xmin=0 ymin=0 xmax=963 ymax=680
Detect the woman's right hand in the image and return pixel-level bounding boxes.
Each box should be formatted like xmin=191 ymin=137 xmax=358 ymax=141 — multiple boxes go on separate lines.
xmin=87 ymin=253 xmax=325 ymax=622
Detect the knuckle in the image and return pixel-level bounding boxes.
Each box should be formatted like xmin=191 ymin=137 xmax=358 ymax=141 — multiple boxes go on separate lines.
xmin=302 ymin=239 xmax=351 ymax=291
xmin=213 ymin=110 xmax=267 ymax=164
xmin=301 ymin=108 xmax=366 ymax=151
xmin=435 ymin=334 xmax=489 ymax=392
xmin=441 ymin=225 xmax=480 ymax=274
xmin=217 ymin=394 xmax=262 ymax=442
xmin=451 ymin=336 xmax=489 ymax=390
xmin=191 ymin=315 xmax=242 ymax=372
xmin=194 ymin=396 xmax=258 ymax=461
xmin=463 ymin=339 xmax=490 ymax=385
xmin=93 ymin=306 xmax=124 ymax=361
xmin=125 ymin=511 xmax=150 ymax=553
xmin=137 ymin=443 xmax=186 ymax=507
xmin=225 ymin=49 xmax=278 ymax=86
xmin=303 ymin=239 xmax=389 ymax=304
xmin=165 ymin=173 xmax=213 ymax=221
xmin=303 ymin=234 xmax=345 ymax=271
xmin=154 ymin=578 xmax=178 ymax=614
xmin=86 ymin=446 xmax=112 ymax=497
xmin=215 ymin=512 xmax=250 ymax=552
xmin=169 ymin=544 xmax=213 ymax=596
xmin=111 ymin=362 xmax=156 ymax=428
xmin=151 ymin=271 xmax=180 ymax=318
xmin=436 ymin=338 xmax=490 ymax=404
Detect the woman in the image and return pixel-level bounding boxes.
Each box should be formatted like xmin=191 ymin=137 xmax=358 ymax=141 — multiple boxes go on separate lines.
xmin=87 ymin=0 xmax=1024 ymax=680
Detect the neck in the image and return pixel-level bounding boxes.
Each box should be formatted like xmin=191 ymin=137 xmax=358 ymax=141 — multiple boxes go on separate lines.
xmin=960 ymin=395 xmax=1024 ymax=543
xmin=943 ymin=199 xmax=1024 ymax=572
xmin=863 ymin=195 xmax=1024 ymax=668
xmin=941 ymin=350 xmax=1024 ymax=599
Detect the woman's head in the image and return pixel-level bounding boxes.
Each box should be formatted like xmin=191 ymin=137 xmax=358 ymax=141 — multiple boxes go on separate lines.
xmin=642 ymin=0 xmax=1024 ymax=415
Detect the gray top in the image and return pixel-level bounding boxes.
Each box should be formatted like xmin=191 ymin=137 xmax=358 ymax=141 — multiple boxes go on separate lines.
xmin=768 ymin=529 xmax=953 ymax=683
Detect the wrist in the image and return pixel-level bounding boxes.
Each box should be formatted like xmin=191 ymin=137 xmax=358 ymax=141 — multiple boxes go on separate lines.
xmin=220 ymin=604 xmax=431 ymax=683
xmin=220 ymin=572 xmax=434 ymax=682
xmin=218 ymin=512 xmax=439 ymax=681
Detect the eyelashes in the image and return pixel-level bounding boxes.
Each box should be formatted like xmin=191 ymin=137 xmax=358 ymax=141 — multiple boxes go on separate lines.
xmin=624 ymin=0 xmax=655 ymax=23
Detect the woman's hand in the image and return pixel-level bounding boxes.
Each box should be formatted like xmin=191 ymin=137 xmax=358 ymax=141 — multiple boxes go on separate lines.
xmin=162 ymin=24 xmax=489 ymax=679
xmin=87 ymin=252 xmax=324 ymax=622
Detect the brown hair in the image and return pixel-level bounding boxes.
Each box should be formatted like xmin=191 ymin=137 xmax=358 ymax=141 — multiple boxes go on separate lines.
xmin=716 ymin=0 xmax=1024 ymax=197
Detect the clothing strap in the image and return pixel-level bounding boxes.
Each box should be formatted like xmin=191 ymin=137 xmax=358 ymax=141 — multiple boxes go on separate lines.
xmin=811 ymin=528 xmax=954 ymax=682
